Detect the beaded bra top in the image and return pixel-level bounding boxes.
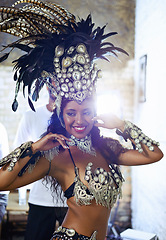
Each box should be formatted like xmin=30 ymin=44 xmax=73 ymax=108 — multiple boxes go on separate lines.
xmin=64 ymin=148 xmax=124 ymax=208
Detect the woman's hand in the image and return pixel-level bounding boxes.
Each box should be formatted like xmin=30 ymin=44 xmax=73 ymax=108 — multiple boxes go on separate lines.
xmin=32 ymin=133 xmax=70 ymax=153
xmin=92 ymin=113 xmax=125 ymax=131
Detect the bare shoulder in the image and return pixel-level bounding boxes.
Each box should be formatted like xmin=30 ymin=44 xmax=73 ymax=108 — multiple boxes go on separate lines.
xmin=48 ymin=148 xmax=73 ymax=177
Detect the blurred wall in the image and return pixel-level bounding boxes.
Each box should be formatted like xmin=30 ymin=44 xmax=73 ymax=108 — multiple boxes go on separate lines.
xmin=132 ymin=0 xmax=166 ymax=239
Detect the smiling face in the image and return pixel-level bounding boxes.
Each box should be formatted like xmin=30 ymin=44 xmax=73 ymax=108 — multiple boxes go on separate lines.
xmin=63 ymin=98 xmax=95 ymax=139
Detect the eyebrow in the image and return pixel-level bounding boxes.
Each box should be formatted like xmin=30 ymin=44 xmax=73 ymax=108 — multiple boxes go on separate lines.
xmin=65 ymin=109 xmax=76 ymax=111
xmin=65 ymin=108 xmax=92 ymax=111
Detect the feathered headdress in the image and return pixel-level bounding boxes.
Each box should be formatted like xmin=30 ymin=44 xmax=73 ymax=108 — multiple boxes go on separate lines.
xmin=0 ymin=0 xmax=128 ymax=114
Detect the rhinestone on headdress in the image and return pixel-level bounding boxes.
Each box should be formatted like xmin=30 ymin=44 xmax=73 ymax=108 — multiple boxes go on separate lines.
xmin=41 ymin=43 xmax=101 ymax=107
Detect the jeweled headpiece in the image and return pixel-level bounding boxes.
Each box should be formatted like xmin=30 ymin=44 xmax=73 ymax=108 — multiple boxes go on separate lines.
xmin=41 ymin=42 xmax=101 ymax=116
xmin=0 ymin=0 xmax=128 ymax=115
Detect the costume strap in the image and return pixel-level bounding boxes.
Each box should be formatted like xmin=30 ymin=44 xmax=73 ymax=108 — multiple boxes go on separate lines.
xmin=67 ymin=148 xmax=76 ymax=167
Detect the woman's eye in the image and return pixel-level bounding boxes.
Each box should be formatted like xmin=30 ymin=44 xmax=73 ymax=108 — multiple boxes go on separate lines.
xmin=84 ymin=111 xmax=91 ymax=116
xmin=67 ymin=112 xmax=75 ymax=116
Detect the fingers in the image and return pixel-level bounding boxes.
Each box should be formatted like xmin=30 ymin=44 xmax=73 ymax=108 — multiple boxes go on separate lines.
xmin=92 ymin=116 xmax=105 ymax=127
xmin=51 ymin=134 xmax=70 ymax=150
xmin=92 ymin=114 xmax=124 ymax=130
xmin=56 ymin=138 xmax=69 ymax=149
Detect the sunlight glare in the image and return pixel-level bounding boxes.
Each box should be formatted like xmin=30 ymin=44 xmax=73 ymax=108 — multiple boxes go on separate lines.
xmin=97 ymin=92 xmax=122 ymax=117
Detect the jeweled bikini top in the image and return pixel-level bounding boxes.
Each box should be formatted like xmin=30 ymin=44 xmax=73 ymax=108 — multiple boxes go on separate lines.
xmin=64 ymin=148 xmax=124 ymax=208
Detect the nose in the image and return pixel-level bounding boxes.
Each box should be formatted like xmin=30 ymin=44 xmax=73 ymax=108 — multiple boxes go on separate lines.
xmin=75 ymin=113 xmax=83 ymax=124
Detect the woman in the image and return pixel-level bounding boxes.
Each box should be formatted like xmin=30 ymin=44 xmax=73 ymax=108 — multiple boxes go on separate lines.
xmin=0 ymin=97 xmax=163 ymax=240
xmin=0 ymin=1 xmax=163 ymax=240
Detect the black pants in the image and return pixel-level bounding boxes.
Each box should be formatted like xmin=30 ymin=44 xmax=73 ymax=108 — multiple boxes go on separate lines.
xmin=25 ymin=203 xmax=68 ymax=240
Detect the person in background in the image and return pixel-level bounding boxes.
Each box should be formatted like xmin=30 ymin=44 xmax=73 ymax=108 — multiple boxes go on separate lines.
xmin=14 ymin=89 xmax=68 ymax=240
xmin=0 ymin=122 xmax=9 ymax=223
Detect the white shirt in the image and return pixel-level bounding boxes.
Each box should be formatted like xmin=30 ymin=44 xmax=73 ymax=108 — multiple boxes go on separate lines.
xmin=14 ymin=105 xmax=67 ymax=207
xmin=0 ymin=122 xmax=10 ymax=194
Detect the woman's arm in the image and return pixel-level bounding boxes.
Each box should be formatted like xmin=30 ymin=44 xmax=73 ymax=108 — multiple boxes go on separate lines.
xmin=118 ymin=145 xmax=163 ymax=166
xmin=0 ymin=155 xmax=49 ymax=190
xmin=0 ymin=132 xmax=70 ymax=190
xmin=93 ymin=114 xmax=163 ymax=166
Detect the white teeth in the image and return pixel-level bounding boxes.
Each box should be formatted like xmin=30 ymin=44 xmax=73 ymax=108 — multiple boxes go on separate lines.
xmin=74 ymin=127 xmax=85 ymax=130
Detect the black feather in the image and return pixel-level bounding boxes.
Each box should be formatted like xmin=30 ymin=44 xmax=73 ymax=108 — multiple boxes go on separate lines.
xmin=101 ymin=32 xmax=118 ymax=40
xmin=11 ymin=43 xmax=32 ymax=53
xmin=14 ymin=71 xmax=18 ymax=81
xmin=100 ymin=42 xmax=115 ymax=48
xmin=12 ymin=99 xmax=18 ymax=112
xmin=0 ymin=52 xmax=10 ymax=63
xmin=28 ymin=96 xmax=36 ymax=112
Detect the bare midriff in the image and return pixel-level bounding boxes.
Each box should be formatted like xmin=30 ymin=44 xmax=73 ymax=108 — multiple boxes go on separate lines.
xmin=62 ymin=198 xmax=111 ymax=240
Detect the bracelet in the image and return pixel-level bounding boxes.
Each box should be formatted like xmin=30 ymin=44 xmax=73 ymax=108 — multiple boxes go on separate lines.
xmin=0 ymin=141 xmax=33 ymax=172
xmin=116 ymin=121 xmax=160 ymax=153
